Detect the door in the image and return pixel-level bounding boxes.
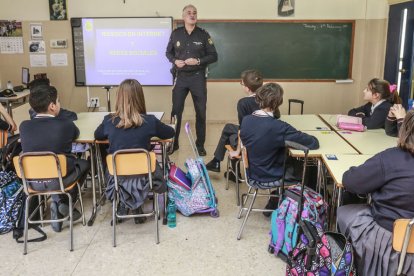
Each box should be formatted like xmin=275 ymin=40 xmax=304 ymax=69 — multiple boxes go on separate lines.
xmin=384 ymin=2 xmax=414 ymax=108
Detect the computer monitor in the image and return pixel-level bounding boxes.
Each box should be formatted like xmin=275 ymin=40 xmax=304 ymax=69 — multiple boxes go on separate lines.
xmin=22 ymin=67 xmax=30 ymax=87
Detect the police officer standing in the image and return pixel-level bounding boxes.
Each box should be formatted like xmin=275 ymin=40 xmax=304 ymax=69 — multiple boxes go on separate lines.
xmin=166 ymin=4 xmax=218 ymax=156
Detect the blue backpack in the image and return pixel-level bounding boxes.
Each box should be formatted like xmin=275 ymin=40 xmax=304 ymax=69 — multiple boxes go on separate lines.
xmin=0 ymin=171 xmax=23 ymax=234
xmin=269 ymin=185 xmax=328 ymax=259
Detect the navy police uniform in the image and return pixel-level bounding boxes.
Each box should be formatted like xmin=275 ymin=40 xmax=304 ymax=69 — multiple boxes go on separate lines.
xmin=166 ymin=26 xmax=217 ymax=150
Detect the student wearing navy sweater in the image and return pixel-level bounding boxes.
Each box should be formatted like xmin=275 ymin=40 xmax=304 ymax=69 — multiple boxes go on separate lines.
xmin=385 ymin=103 xmax=406 ymax=137
xmin=206 ymin=69 xmax=280 ymax=179
xmin=337 ymin=110 xmax=414 ymax=276
xmin=348 ymin=78 xmax=399 ymax=129
xmin=94 ymin=79 xmax=175 ymax=223
xmin=240 ymin=83 xmax=319 ymax=188
xmin=19 ymin=85 xmax=90 ymax=232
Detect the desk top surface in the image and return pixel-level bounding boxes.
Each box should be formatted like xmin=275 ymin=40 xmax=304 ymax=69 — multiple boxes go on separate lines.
xmin=336 ymin=130 xmax=397 ymax=154
xmin=321 ymin=153 xmax=373 ymax=187
xmin=280 ymin=114 xmax=330 ymax=131
xmin=289 ymin=130 xmax=359 ymax=157
xmin=0 ymin=90 xmax=30 ymax=102
xmin=75 ymin=111 xmax=164 ymax=142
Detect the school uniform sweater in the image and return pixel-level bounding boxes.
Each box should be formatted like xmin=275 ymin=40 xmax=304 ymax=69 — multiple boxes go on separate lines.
xmin=240 ymin=113 xmax=319 ymax=183
xmin=342 ymin=147 xmax=414 ymax=231
xmin=19 ymin=116 xmax=79 ymax=172
xmin=348 ymin=101 xmax=392 ymax=129
xmin=94 ymin=114 xmax=175 ymax=154
xmin=237 ymin=96 xmax=280 ymax=125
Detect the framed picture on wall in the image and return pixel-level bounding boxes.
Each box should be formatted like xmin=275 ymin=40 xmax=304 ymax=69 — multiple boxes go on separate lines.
xmin=30 ymin=23 xmax=43 ymax=39
xmin=278 ymin=0 xmax=295 ymax=17
xmin=49 ymin=0 xmax=67 ymax=20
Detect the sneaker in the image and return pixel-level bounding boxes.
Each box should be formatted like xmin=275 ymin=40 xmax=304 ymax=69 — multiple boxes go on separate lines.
xmin=132 ymin=206 xmax=147 ymax=224
xmin=197 ymin=146 xmax=207 ymax=156
xmin=58 ymin=203 xmax=82 ymax=221
xmin=206 ymin=159 xmax=220 ymax=173
xmin=50 ymin=201 xmax=62 ymax=232
xmin=224 ymin=171 xmax=242 ymax=183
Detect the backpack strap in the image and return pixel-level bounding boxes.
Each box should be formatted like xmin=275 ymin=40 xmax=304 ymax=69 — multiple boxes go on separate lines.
xmin=15 ymin=224 xmax=47 ymax=243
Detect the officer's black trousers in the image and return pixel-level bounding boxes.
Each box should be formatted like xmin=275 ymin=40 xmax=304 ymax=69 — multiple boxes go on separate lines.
xmin=172 ymin=72 xmax=207 ymax=148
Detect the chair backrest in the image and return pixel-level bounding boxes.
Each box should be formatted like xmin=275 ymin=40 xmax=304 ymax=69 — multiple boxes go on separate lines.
xmin=288 ymin=99 xmax=304 ymax=115
xmin=106 ymin=149 xmax=156 ymax=176
xmin=393 ymin=218 xmax=414 ymax=253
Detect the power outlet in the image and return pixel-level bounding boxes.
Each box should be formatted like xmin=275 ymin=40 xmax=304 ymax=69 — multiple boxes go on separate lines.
xmin=87 ymin=97 xmax=100 ymax=108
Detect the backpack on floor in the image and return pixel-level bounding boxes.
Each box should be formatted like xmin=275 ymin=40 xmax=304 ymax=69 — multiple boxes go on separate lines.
xmin=0 ymin=171 xmax=23 ymax=234
xmin=286 ymin=220 xmax=356 ymax=276
xmin=269 ymin=185 xmax=328 ymax=259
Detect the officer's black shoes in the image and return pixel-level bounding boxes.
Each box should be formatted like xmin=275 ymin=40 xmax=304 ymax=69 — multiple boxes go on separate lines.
xmin=206 ymin=159 xmax=220 ymax=172
xmin=197 ymin=146 xmax=207 ymax=156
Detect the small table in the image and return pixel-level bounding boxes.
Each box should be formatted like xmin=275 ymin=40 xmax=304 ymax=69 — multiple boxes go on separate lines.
xmin=336 ymin=131 xmax=397 ymax=154
xmin=0 ymin=90 xmax=30 ymax=118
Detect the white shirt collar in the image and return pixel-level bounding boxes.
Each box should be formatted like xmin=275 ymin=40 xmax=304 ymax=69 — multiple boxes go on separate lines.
xmin=371 ymin=99 xmax=386 ymax=114
xmin=253 ymin=110 xmax=273 ymax=117
xmin=34 ymin=114 xmax=55 ymax=118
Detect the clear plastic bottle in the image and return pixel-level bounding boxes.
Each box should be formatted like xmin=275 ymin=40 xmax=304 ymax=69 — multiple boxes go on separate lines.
xmin=167 ymin=198 xmax=176 ymax=228
xmin=6 ymin=81 xmax=13 ymax=90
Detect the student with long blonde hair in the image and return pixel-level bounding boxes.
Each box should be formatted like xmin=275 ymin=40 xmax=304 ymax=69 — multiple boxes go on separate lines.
xmin=95 ymin=79 xmax=175 ymax=223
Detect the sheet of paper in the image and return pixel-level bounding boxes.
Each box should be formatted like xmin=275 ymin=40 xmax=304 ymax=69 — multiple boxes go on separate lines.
xmin=30 ymin=54 xmax=47 ymax=67
xmin=0 ymin=37 xmax=24 ymax=54
xmin=50 ymin=53 xmax=68 ymax=66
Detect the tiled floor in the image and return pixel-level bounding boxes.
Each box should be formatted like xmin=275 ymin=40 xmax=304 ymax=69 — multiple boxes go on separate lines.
xmin=0 ymin=122 xmax=286 ymax=275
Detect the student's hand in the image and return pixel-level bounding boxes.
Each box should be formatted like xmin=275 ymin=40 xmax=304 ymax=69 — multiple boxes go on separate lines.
xmin=393 ymin=104 xmax=406 ymax=120
xmin=184 ymin=58 xmax=199 ymax=66
xmin=9 ymin=122 xmax=17 ymax=132
xmin=174 ymin=59 xmax=186 ymax=68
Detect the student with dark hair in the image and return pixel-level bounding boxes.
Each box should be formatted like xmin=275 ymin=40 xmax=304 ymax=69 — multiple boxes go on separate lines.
xmin=240 ymin=83 xmax=319 ymax=188
xmin=348 ymin=78 xmax=400 ymax=129
xmin=94 ymin=79 xmax=175 ymax=224
xmin=205 ymin=69 xmax=281 ymax=179
xmin=19 ymin=85 xmax=90 ymax=232
xmin=385 ymin=103 xmax=406 ymax=137
xmin=337 ymin=110 xmax=414 ymax=275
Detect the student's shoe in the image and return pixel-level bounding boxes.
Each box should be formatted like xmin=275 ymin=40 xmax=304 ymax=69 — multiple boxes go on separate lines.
xmin=263 ymin=190 xmax=280 ymax=217
xmin=224 ymin=171 xmax=242 ymax=183
xmin=50 ymin=201 xmax=62 ymax=232
xmin=132 ymin=206 xmax=147 ymax=224
xmin=58 ymin=203 xmax=82 ymax=221
xmin=110 ymin=202 xmax=129 ymax=225
xmin=197 ymin=146 xmax=207 ymax=156
xmin=206 ymin=159 xmax=220 ymax=173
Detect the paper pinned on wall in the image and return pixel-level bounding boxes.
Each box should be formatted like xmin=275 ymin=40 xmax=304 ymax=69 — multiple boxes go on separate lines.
xmin=30 ymin=54 xmax=47 ymax=67
xmin=50 ymin=53 xmax=68 ymax=66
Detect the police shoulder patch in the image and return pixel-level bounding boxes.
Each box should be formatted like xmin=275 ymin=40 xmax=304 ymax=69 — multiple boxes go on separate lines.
xmin=208 ymin=38 xmax=213 ymax=45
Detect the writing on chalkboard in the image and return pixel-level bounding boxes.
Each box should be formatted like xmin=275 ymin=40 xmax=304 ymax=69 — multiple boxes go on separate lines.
xmin=303 ymin=23 xmax=349 ymax=31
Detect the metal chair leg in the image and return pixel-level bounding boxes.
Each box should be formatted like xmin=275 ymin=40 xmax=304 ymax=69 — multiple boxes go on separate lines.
xmin=237 ymin=189 xmax=258 ymax=240
xmin=154 ymin=193 xmax=160 ymax=244
xmin=38 ymin=195 xmax=44 ymax=227
xmin=77 ymin=184 xmax=86 ymax=226
xmin=112 ymin=198 xmax=117 ymax=247
xmin=68 ymin=194 xmax=73 ymax=252
xmin=225 ymin=156 xmax=230 ymax=190
xmin=23 ymin=196 xmax=30 ymax=255
xmin=235 ymin=162 xmax=240 ymax=206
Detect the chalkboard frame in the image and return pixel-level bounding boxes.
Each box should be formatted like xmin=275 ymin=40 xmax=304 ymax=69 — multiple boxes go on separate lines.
xmin=175 ymin=20 xmax=355 ymax=82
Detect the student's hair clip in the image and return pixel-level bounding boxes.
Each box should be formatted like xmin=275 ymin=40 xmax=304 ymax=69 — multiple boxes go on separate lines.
xmin=389 ymin=84 xmax=397 ymax=93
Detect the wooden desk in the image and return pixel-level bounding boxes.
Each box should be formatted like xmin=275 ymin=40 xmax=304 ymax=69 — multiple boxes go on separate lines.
xmin=280 ymin=114 xmax=330 ymax=131
xmin=0 ymin=90 xmax=30 ymax=118
xmin=337 ymin=131 xmax=397 ymax=154
xmin=289 ymin=130 xmax=358 ymax=158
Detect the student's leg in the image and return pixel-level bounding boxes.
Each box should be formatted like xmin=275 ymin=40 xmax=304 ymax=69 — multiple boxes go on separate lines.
xmin=171 ymin=77 xmax=190 ymax=150
xmin=214 ymin=124 xmax=239 ymax=161
xmin=189 ymin=73 xmax=207 ymax=151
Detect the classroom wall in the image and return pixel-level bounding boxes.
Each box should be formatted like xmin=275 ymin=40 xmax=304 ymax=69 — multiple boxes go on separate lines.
xmin=0 ymin=0 xmax=389 ymax=123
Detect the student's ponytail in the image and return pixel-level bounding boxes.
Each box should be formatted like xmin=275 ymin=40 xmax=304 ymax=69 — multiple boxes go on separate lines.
xmin=388 ymin=83 xmax=402 ymax=104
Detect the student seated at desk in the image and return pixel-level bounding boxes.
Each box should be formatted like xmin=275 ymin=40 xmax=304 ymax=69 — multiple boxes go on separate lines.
xmin=337 ymin=110 xmax=414 ymax=276
xmin=348 ymin=78 xmax=400 ymax=129
xmin=240 ymin=83 xmax=319 ymax=189
xmin=205 ymin=69 xmax=280 ymax=180
xmin=19 ymin=85 xmax=90 ymax=232
xmin=94 ymin=79 xmax=174 ymax=224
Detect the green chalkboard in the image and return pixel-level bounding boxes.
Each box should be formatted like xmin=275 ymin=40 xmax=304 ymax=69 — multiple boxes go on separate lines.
xmin=179 ymin=20 xmax=354 ymax=81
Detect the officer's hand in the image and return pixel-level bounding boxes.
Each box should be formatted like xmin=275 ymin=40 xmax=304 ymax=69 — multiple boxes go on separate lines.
xmin=184 ymin=58 xmax=198 ymax=66
xmin=175 ymin=59 xmax=186 ymax=68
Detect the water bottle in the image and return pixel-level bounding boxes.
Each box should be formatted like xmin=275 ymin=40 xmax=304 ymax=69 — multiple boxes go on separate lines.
xmin=7 ymin=81 xmax=13 ymax=90
xmin=167 ymin=198 xmax=176 ymax=228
